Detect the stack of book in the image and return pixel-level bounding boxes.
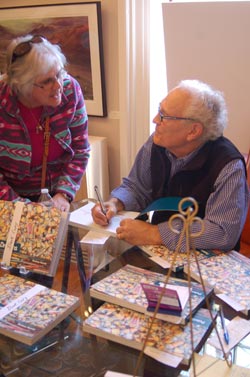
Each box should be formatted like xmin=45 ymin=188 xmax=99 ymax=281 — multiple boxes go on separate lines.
xmin=0 ymin=274 xmax=79 ymax=345
xmin=83 ymin=264 xmax=214 ymax=369
xmin=185 ymin=250 xmax=250 ymax=317
xmin=83 ymin=303 xmax=213 ymax=369
xmin=89 ymin=264 xmax=213 ymax=325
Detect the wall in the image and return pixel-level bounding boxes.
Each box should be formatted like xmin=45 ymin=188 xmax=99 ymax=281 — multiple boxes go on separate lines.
xmin=0 ymin=0 xmax=121 ymax=194
xmin=162 ymin=1 xmax=250 ymax=155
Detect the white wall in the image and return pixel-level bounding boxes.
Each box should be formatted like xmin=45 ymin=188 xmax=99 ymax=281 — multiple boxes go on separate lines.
xmin=163 ymin=1 xmax=250 ymax=154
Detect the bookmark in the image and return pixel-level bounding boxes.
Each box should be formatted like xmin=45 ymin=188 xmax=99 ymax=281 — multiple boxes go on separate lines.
xmin=2 ymin=201 xmax=24 ymax=266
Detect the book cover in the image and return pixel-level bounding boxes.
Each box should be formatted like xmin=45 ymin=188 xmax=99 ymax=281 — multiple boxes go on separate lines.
xmin=0 ymin=200 xmax=69 ymax=276
xmin=0 ymin=274 xmax=79 ymax=345
xmin=89 ymin=264 xmax=213 ymax=325
xmin=139 ymin=245 xmax=215 ymax=272
xmin=185 ymin=250 xmax=250 ymax=317
xmin=83 ymin=303 xmax=213 ymax=369
xmin=69 ymin=201 xmax=139 ymax=236
xmin=141 ymin=283 xmax=186 ymax=314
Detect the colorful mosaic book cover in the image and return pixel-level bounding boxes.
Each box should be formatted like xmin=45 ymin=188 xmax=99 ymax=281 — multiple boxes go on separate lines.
xmin=0 ymin=274 xmax=79 ymax=345
xmin=83 ymin=303 xmax=213 ymax=369
xmin=0 ymin=200 xmax=69 ymax=276
xmin=90 ymin=264 xmax=213 ymax=325
xmin=185 ymin=250 xmax=250 ymax=317
xmin=139 ymin=245 xmax=216 ymax=272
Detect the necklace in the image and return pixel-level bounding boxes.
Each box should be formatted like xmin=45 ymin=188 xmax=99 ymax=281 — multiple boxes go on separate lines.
xmin=18 ymin=100 xmax=44 ymax=134
xmin=29 ymin=107 xmax=44 ymax=134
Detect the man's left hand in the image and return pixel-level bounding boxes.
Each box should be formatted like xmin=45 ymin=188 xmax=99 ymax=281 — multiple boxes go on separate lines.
xmin=116 ymin=218 xmax=162 ymax=245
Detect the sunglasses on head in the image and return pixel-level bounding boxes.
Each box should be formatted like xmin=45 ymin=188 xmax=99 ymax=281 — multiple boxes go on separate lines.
xmin=11 ymin=35 xmax=46 ymax=64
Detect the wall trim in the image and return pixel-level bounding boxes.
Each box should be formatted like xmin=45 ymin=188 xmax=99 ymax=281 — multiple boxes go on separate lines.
xmin=118 ymin=0 xmax=150 ymax=178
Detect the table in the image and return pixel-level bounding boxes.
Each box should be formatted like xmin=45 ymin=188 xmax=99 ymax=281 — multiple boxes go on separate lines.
xmin=62 ymin=199 xmax=132 ymax=295
xmin=61 ymin=201 xmax=250 ymax=376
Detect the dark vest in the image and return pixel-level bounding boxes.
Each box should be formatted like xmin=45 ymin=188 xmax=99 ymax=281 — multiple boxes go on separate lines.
xmin=150 ymin=136 xmax=246 ymax=251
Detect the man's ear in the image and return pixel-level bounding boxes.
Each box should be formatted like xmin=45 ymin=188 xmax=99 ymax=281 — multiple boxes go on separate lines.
xmin=187 ymin=122 xmax=204 ymax=141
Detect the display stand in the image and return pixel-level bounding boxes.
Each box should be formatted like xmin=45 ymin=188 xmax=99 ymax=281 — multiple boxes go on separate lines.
xmin=61 ymin=224 xmax=87 ymax=295
xmin=132 ymin=197 xmax=232 ymax=377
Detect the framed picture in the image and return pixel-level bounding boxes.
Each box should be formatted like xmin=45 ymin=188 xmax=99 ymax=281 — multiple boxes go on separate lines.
xmin=0 ymin=2 xmax=107 ymax=117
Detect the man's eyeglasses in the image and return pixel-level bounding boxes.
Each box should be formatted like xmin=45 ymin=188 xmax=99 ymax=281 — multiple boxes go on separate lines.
xmin=33 ymin=69 xmax=66 ymax=91
xmin=11 ymin=35 xmax=46 ymax=64
xmin=158 ymin=105 xmax=197 ymax=123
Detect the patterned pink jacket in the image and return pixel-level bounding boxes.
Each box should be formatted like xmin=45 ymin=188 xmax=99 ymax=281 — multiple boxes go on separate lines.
xmin=0 ymin=74 xmax=90 ymax=201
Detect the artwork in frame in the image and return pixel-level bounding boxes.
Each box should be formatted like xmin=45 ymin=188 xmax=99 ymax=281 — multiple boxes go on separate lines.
xmin=0 ymin=2 xmax=107 ymax=117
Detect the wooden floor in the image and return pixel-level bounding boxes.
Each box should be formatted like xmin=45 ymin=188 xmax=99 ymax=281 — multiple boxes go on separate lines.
xmin=52 ymin=258 xmax=87 ymax=320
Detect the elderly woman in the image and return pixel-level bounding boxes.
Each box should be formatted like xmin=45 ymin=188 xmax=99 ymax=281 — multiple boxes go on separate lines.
xmin=0 ymin=34 xmax=90 ymax=212
xmin=92 ymin=80 xmax=249 ymax=252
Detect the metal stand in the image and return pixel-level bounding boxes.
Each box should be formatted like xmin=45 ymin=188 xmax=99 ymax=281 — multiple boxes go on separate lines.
xmin=133 ymin=197 xmax=232 ymax=377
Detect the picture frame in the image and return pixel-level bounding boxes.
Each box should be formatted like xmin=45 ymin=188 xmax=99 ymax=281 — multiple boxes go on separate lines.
xmin=0 ymin=2 xmax=107 ymax=117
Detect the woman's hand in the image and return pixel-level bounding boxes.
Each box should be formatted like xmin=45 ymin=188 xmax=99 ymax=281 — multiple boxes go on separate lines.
xmin=52 ymin=193 xmax=71 ymax=212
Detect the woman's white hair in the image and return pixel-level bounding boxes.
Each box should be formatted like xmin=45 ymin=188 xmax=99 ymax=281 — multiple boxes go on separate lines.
xmin=1 ymin=34 xmax=67 ymax=97
xmin=177 ymin=79 xmax=228 ymax=142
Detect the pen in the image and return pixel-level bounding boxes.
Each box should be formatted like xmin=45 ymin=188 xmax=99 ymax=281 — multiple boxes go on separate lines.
xmin=219 ymin=305 xmax=229 ymax=344
xmin=94 ymin=185 xmax=109 ymax=222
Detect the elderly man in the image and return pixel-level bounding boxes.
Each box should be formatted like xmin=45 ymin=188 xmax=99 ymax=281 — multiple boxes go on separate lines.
xmin=92 ymin=80 xmax=249 ymax=251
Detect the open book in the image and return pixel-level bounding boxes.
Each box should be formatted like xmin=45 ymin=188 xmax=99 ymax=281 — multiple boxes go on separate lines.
xmin=83 ymin=303 xmax=213 ymax=369
xmin=89 ymin=264 xmax=213 ymax=325
xmin=185 ymin=250 xmax=250 ymax=317
xmin=69 ymin=201 xmax=139 ymax=236
xmin=0 ymin=200 xmax=69 ymax=276
xmin=0 ymin=274 xmax=79 ymax=345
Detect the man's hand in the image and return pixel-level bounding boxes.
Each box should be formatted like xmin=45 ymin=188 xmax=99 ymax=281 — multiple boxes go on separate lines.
xmin=91 ymin=200 xmax=118 ymax=225
xmin=116 ymin=218 xmax=162 ymax=245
